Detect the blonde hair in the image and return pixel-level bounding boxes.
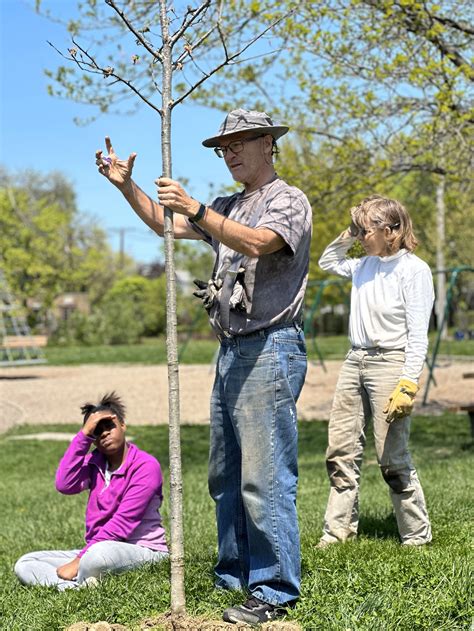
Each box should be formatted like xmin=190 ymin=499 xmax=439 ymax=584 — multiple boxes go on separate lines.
xmin=350 ymin=195 xmax=418 ymax=252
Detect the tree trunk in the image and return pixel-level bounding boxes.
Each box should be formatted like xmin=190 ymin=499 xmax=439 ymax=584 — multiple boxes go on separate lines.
xmin=435 ymin=174 xmax=447 ymax=339
xmin=159 ymin=0 xmax=186 ymax=615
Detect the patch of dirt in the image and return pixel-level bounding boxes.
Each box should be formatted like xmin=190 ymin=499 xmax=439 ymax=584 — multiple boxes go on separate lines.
xmin=142 ymin=613 xmax=302 ymax=630
xmin=65 ymin=614 xmax=302 ymax=631
xmin=66 ymin=623 xmax=129 ymax=631
xmin=1 ymin=359 xmax=472 ymax=434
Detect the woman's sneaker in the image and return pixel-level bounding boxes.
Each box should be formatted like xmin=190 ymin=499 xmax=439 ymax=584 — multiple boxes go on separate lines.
xmin=223 ymin=596 xmax=284 ymax=625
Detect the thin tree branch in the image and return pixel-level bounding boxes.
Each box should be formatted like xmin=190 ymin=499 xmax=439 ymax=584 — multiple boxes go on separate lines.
xmin=173 ymin=26 xmax=216 ymax=69
xmin=170 ymin=0 xmax=212 ymax=46
xmin=293 ymin=127 xmax=346 ymax=143
xmin=172 ymin=9 xmax=294 ymax=108
xmin=432 ymin=14 xmax=474 ymax=35
xmin=228 ymin=46 xmax=288 ymax=65
xmin=47 ymin=40 xmax=163 ymax=115
xmin=105 ymin=0 xmax=163 ymax=61
xmin=389 ymin=163 xmax=448 ymax=176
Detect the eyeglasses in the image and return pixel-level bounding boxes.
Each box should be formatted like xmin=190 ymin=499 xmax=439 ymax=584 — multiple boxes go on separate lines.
xmin=357 ymin=225 xmax=378 ymax=238
xmin=355 ymin=223 xmax=400 ymax=238
xmin=93 ymin=416 xmax=117 ymax=438
xmin=214 ymin=136 xmax=263 ymax=158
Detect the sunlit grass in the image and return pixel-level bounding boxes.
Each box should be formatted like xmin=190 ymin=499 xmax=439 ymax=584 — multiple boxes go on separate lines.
xmin=42 ymin=334 xmax=473 ymax=365
xmin=0 ymin=414 xmax=472 ymax=630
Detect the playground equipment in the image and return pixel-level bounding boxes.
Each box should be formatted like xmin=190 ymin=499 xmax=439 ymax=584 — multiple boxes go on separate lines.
xmin=303 ymin=278 xmax=351 ymax=371
xmin=177 ymin=307 xmax=210 ymax=362
xmin=304 ymin=268 xmax=473 ymax=407
xmin=422 ymin=265 xmax=474 ymax=405
xmin=178 ymin=278 xmax=352 ymax=368
xmin=0 ymin=272 xmax=47 ymax=367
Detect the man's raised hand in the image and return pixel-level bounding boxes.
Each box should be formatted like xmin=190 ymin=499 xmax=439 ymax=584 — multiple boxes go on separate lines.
xmin=95 ymin=136 xmax=137 ymax=189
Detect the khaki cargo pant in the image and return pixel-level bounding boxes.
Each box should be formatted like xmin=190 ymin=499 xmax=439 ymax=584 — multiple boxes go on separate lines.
xmin=320 ymin=348 xmax=432 ymax=546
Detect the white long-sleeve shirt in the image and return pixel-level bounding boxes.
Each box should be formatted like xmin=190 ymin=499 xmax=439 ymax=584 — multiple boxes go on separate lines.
xmin=318 ymin=232 xmax=434 ymax=383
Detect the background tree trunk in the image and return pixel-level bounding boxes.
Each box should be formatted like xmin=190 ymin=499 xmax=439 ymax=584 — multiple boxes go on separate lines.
xmin=436 ymin=174 xmax=447 ymax=339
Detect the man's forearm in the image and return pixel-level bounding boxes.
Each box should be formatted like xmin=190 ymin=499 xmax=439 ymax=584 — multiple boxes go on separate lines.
xmin=120 ymin=180 xmax=200 ymax=240
xmin=120 ymin=180 xmax=165 ymax=236
xmin=197 ymin=205 xmax=284 ymax=257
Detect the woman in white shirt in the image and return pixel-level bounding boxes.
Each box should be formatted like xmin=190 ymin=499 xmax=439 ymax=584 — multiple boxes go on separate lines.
xmin=317 ymin=195 xmax=433 ymax=547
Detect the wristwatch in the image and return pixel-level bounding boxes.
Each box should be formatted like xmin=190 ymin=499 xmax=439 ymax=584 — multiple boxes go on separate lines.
xmin=189 ymin=203 xmax=207 ymax=223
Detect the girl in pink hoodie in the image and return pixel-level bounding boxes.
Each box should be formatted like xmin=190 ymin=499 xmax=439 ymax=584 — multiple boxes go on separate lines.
xmin=14 ymin=392 xmax=168 ymax=590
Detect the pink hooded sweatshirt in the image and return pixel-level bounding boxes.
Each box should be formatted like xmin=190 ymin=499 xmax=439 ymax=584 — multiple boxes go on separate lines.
xmin=55 ymin=431 xmax=168 ymax=557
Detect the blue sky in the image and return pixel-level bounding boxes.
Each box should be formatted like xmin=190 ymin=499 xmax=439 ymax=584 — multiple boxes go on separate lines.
xmin=0 ymin=0 xmax=232 ymax=263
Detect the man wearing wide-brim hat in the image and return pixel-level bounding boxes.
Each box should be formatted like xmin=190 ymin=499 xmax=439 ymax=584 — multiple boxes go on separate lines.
xmin=95 ymin=108 xmax=312 ymax=625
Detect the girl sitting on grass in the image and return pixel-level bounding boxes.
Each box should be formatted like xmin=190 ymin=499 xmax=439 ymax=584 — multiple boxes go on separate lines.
xmin=14 ymin=392 xmax=168 ymax=589
xmin=317 ymin=195 xmax=434 ymax=548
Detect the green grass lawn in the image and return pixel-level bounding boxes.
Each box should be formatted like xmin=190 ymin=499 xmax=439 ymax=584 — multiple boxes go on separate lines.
xmin=42 ymin=334 xmax=474 ymax=365
xmin=0 ymin=414 xmax=472 ymax=630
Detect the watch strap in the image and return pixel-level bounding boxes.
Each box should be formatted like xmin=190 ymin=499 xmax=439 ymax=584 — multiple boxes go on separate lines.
xmin=189 ymin=202 xmax=207 ymax=223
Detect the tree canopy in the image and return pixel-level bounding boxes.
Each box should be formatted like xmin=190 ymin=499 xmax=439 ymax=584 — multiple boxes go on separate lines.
xmin=40 ymin=0 xmax=473 ymax=274
xmin=0 ymin=168 xmax=121 ymax=312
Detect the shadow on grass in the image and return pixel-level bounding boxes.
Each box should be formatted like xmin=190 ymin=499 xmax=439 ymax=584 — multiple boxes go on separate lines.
xmin=358 ymin=513 xmax=399 ymax=541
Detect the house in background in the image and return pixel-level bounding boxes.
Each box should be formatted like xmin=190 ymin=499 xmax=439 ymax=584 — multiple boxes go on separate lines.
xmin=52 ymin=292 xmax=90 ymax=322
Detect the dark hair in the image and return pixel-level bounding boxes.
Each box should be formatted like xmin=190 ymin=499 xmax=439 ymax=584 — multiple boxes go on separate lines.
xmin=81 ymin=391 xmax=126 ymax=424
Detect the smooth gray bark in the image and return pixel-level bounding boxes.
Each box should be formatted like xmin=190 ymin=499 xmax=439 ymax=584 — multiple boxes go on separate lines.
xmin=159 ymin=0 xmax=186 ymax=614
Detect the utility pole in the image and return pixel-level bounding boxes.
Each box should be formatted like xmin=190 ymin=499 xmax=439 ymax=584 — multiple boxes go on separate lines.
xmin=110 ymin=227 xmax=135 ymax=269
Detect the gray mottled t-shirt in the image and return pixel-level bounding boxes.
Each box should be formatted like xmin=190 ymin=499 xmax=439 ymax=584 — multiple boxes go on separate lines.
xmin=190 ymin=176 xmax=312 ymax=336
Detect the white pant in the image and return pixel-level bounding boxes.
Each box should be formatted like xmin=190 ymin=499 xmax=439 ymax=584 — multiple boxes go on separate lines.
xmin=14 ymin=541 xmax=168 ymax=590
xmin=321 ymin=348 xmax=432 ymax=545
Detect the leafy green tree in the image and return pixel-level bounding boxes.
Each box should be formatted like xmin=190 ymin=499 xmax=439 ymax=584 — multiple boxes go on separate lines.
xmin=274 ymin=133 xmax=473 ymax=322
xmin=196 ymin=0 xmax=472 ymax=253
xmin=209 ymin=0 xmax=472 ymax=155
xmin=51 ymin=274 xmax=168 ymax=345
xmin=0 ymin=169 xmax=119 ymax=321
xmin=103 ymin=274 xmax=167 ymax=336
xmin=215 ymin=0 xmax=473 ymax=328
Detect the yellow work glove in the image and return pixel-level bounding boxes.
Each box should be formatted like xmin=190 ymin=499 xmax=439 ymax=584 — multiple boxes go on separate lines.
xmin=383 ymin=379 xmax=419 ymax=423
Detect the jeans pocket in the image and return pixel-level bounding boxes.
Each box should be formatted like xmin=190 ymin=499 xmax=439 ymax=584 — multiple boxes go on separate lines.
xmin=288 ymin=352 xmax=307 ymax=401
xmin=236 ymin=336 xmax=273 ymax=359
xmin=381 ymin=350 xmax=405 ymax=364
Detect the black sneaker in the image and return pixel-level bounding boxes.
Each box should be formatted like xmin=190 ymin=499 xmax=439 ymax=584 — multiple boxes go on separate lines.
xmin=223 ymin=596 xmax=284 ymax=625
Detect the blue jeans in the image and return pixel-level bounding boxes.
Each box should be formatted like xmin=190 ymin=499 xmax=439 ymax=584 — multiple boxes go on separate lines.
xmin=208 ymin=323 xmax=307 ymax=606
